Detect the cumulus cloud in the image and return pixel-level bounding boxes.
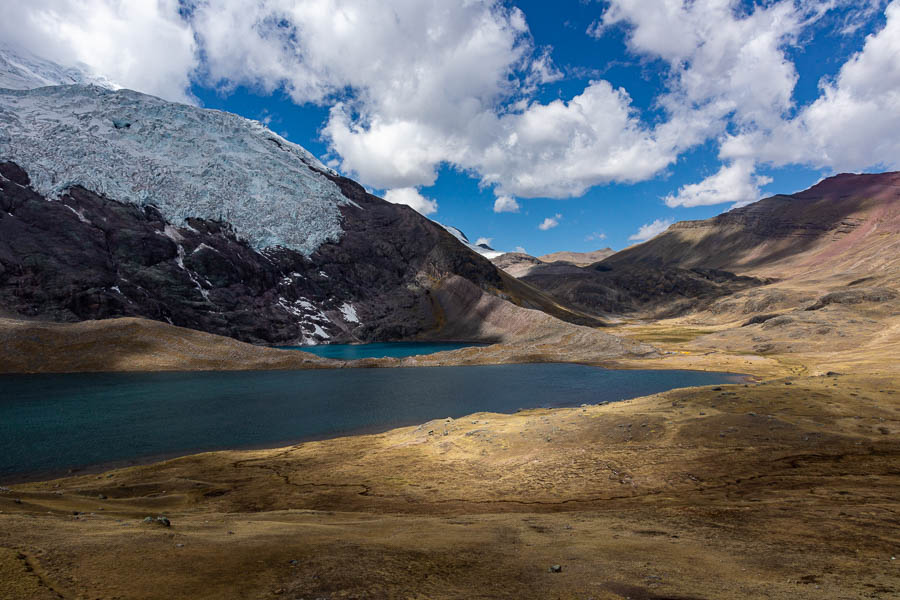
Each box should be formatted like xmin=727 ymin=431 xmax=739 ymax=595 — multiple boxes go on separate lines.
xmin=599 ymin=0 xmax=811 ymax=132
xmin=721 ymin=0 xmax=900 ymax=173
xmin=4 ymin=0 xmax=899 ymax=214
xmin=493 ymin=195 xmax=521 ymax=213
xmin=664 ymin=160 xmax=772 ymax=208
xmin=628 ymin=218 xmax=672 ymax=242
xmin=0 ymin=0 xmax=197 ymax=103
xmin=475 ymin=237 xmax=494 ymax=247
xmin=475 ymin=80 xmax=674 ymax=198
xmin=514 ymin=245 xmax=527 ymax=253
xmin=603 ymin=0 xmax=900 ymax=206
xmin=186 ymin=0 xmax=678 ymax=198
xmin=383 ymin=187 xmax=438 ymax=216
xmin=538 ymin=214 xmax=562 ymax=231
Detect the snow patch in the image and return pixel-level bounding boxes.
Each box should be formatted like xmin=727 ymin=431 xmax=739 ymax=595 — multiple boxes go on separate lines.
xmin=192 ymin=243 xmax=218 ymax=255
xmin=158 ymin=224 xmax=184 ymax=243
xmin=174 ymin=244 xmax=210 ymax=302
xmin=436 ymin=223 xmax=506 ymax=259
xmin=276 ymin=296 xmax=335 ymax=343
xmin=63 ymin=203 xmax=91 ymax=224
xmin=308 ymin=323 xmax=330 ymax=339
xmin=339 ymin=302 xmax=360 ymax=324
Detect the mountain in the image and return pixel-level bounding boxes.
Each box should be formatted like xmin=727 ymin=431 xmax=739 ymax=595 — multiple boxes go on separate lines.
xmin=439 ymin=225 xmax=505 ymax=259
xmin=491 ymin=252 xmax=545 ymax=277
xmin=604 ymin=172 xmax=900 ymax=281
xmin=494 ymin=248 xmax=763 ymax=318
xmin=499 ymin=173 xmax=899 ymax=319
xmin=492 ymin=248 xmax=617 ymax=279
xmin=517 ymin=257 xmax=763 ymax=318
xmin=538 ymin=248 xmax=615 ymax=265
xmin=0 ymin=45 xmax=118 ymax=91
xmin=0 ymin=52 xmax=600 ymax=345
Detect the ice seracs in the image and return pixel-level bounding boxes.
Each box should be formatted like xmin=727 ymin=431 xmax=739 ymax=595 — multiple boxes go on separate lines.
xmin=0 ymin=51 xmax=354 ymax=256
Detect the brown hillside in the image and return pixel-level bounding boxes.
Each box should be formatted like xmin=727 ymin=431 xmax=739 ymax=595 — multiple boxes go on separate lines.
xmin=604 ymin=171 xmax=900 ymax=281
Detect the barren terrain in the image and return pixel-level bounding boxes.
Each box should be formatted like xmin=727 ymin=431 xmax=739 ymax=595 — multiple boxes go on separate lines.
xmin=2 ymin=288 xmax=898 ymax=598
xmin=1 ymin=173 xmax=898 ymax=599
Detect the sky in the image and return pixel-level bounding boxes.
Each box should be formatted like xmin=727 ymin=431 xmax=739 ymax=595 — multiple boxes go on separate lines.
xmin=1 ymin=0 xmax=899 ymax=256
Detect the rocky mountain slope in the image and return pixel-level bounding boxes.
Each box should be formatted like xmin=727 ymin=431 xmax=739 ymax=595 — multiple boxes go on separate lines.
xmin=538 ymin=248 xmax=615 ymax=265
xmin=494 ymin=246 xmax=765 ymax=319
xmin=0 ymin=157 xmax=599 ymax=345
xmin=0 ymin=51 xmax=599 ymax=345
xmin=491 ymin=248 xmax=617 ymax=279
xmin=605 ymin=171 xmax=900 ymax=281
xmin=498 ymin=173 xmax=899 ymax=319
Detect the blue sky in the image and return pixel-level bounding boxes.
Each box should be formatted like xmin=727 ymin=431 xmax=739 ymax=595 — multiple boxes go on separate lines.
xmin=4 ymin=1 xmax=899 ymax=256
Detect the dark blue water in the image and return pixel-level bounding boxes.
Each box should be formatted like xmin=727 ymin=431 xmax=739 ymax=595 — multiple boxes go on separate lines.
xmin=278 ymin=342 xmax=483 ymax=360
xmin=0 ymin=364 xmax=743 ymax=482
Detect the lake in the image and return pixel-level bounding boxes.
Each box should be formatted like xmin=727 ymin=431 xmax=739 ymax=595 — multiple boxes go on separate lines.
xmin=277 ymin=341 xmax=483 ymax=360
xmin=0 ymin=364 xmax=744 ymax=482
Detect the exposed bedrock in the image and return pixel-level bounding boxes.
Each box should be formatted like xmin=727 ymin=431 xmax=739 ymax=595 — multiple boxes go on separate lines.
xmin=0 ymin=162 xmax=598 ymax=345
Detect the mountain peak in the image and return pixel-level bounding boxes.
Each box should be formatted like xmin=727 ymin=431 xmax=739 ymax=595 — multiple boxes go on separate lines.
xmin=0 ymin=78 xmax=349 ymax=254
xmin=0 ymin=44 xmax=118 ymax=91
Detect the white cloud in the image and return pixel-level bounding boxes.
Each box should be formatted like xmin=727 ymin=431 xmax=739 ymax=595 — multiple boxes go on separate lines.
xmin=600 ymin=0 xmax=811 ymax=132
xmin=595 ymin=0 xmax=826 ymax=206
xmin=493 ymin=195 xmax=520 ymax=213
xmin=514 ymin=245 xmax=527 ymax=254
xmin=585 ymin=231 xmax=607 ymax=242
xmin=664 ymin=160 xmax=772 ymax=208
xmin=383 ymin=187 xmax=438 ymax=216
xmin=628 ymin=218 xmax=672 ymax=242
xmin=525 ymin=46 xmax=563 ymax=88
xmin=187 ymin=1 xmax=676 ymax=197
xmin=605 ymin=0 xmax=900 ymax=207
xmin=475 ymin=80 xmax=674 ymax=198
xmin=4 ymin=0 xmax=899 ymax=214
xmin=0 ymin=0 xmax=197 ymax=103
xmin=721 ymin=0 xmax=900 ymax=173
xmin=538 ymin=214 xmax=562 ymax=231
xmin=475 ymin=237 xmax=494 ymax=247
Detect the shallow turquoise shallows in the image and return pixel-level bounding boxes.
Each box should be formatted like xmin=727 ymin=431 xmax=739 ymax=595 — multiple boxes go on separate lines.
xmin=0 ymin=364 xmax=744 ymax=482
xmin=277 ymin=341 xmax=482 ymax=360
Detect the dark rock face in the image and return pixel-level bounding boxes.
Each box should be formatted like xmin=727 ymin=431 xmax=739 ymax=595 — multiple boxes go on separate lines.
xmin=0 ymin=162 xmax=516 ymax=344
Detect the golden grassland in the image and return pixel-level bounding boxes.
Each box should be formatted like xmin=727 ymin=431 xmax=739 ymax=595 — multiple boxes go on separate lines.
xmin=1 ymin=287 xmax=898 ymax=598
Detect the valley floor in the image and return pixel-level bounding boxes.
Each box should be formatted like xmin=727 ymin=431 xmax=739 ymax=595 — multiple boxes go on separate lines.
xmin=2 ymin=308 xmax=899 ymax=599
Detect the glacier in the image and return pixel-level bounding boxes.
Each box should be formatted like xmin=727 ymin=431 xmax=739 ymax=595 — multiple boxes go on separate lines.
xmin=0 ymin=44 xmax=118 ymax=91
xmin=0 ymin=48 xmax=353 ymax=255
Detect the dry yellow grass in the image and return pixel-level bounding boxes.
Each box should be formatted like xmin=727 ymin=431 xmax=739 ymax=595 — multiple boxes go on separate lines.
xmin=2 ymin=294 xmax=899 ymax=598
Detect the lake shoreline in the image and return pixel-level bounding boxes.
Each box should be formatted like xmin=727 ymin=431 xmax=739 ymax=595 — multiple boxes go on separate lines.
xmin=1 ymin=365 xmax=745 ymax=485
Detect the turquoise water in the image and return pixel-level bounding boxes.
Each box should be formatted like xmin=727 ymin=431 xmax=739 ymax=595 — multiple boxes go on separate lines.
xmin=278 ymin=341 xmax=482 ymax=360
xmin=0 ymin=364 xmax=743 ymax=482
